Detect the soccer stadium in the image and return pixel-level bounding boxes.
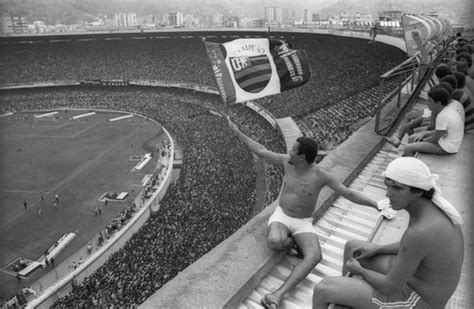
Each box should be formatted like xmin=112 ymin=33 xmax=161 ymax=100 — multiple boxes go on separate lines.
xmin=1 ymin=13 xmax=472 ymax=309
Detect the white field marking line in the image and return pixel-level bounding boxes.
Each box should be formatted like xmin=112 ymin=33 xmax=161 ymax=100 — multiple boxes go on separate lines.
xmin=69 ymin=123 xmax=101 ymax=138
xmin=0 ymin=128 xmax=139 ymax=230
xmin=95 ymin=193 xmax=105 ymax=201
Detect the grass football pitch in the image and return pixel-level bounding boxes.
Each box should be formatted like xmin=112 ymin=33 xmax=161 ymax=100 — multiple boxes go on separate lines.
xmin=0 ymin=110 xmax=162 ymax=300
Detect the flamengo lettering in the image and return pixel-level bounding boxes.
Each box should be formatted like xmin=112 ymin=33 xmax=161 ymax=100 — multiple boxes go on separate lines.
xmin=209 ymin=48 xmax=227 ymax=102
xmin=213 ymin=66 xmax=226 ymax=102
xmin=291 ymin=53 xmax=303 ymax=76
xmin=283 ymin=55 xmax=296 ymax=78
xmin=237 ymin=44 xmax=266 ymax=54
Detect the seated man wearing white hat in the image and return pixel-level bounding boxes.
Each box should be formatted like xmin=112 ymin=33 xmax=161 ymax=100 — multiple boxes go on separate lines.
xmin=312 ymin=157 xmax=464 ymax=309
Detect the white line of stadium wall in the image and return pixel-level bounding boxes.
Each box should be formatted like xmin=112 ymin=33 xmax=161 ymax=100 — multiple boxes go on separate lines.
xmin=35 ymin=111 xmax=58 ymax=118
xmin=0 ymin=80 xmax=81 ymax=90
xmin=272 ymin=28 xmax=406 ymax=52
xmin=72 ymin=112 xmax=96 ymax=119
xmin=109 ymin=114 xmax=133 ymax=122
xmin=26 ymin=112 xmax=175 ymax=309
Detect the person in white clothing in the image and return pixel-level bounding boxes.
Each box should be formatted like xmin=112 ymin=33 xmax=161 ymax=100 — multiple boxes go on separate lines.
xmin=403 ymin=86 xmax=464 ymax=156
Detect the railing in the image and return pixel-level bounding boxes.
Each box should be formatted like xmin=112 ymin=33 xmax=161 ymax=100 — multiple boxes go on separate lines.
xmin=374 ymin=41 xmax=445 ymax=135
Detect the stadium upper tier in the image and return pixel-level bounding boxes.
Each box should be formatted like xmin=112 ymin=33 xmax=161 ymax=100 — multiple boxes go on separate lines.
xmin=0 ymin=31 xmax=406 ymax=119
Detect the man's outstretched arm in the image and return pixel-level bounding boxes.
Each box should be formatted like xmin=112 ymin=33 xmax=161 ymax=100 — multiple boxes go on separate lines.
xmin=228 ymin=117 xmax=286 ymax=166
xmin=324 ymin=172 xmax=378 ymax=209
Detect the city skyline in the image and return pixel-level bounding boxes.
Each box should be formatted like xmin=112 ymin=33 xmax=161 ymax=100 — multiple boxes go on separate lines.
xmin=0 ymin=0 xmax=471 ymax=35
xmin=1 ymin=0 xmax=472 ymax=23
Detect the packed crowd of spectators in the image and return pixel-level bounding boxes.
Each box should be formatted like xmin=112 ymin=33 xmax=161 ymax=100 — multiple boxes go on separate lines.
xmin=1 ymin=34 xmax=405 ymax=120
xmin=1 ymin=33 xmax=405 ymax=153
xmin=0 ymin=32 xmax=408 ymax=307
xmin=300 ymin=79 xmax=400 ymax=150
xmin=0 ymin=38 xmax=215 ymax=86
xmin=1 ymin=86 xmax=280 ymax=307
xmin=243 ymin=34 xmax=405 ymax=119
xmin=227 ymin=104 xmax=285 ymax=205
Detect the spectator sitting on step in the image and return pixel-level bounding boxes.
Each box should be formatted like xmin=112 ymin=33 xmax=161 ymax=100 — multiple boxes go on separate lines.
xmin=438 ymin=76 xmax=466 ymax=120
xmin=455 ymin=51 xmax=474 ymax=80
xmin=453 ymin=71 xmax=474 ymax=130
xmin=228 ymin=118 xmax=379 ymax=308
xmin=384 ymin=65 xmax=456 ymax=148
xmin=402 ymin=86 xmax=464 ymax=156
xmin=455 ymin=56 xmax=474 ymax=96
xmin=312 ymin=157 xmax=464 ymax=309
xmin=434 ymin=64 xmax=453 ymax=84
xmin=407 ymin=81 xmax=464 ymax=143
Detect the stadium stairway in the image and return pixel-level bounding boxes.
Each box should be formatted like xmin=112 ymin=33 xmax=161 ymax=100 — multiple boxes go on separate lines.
xmin=275 ymin=117 xmax=302 ymax=151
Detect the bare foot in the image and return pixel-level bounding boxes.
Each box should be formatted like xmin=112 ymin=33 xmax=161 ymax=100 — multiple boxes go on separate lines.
xmin=384 ymin=135 xmax=401 ymax=148
xmin=261 ymin=293 xmax=282 ymax=309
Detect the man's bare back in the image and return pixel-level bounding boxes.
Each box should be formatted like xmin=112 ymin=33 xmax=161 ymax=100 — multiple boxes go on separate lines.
xmin=404 ymin=202 xmax=463 ymax=308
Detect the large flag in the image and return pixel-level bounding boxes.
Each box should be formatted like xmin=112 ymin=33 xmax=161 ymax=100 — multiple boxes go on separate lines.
xmin=205 ymin=38 xmax=311 ymax=104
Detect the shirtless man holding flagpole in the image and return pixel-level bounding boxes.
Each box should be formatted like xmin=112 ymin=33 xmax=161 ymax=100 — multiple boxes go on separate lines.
xmin=228 ymin=118 xmax=380 ymax=308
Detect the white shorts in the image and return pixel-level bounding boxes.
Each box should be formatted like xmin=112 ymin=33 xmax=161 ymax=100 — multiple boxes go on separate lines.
xmin=268 ymin=206 xmax=317 ymax=236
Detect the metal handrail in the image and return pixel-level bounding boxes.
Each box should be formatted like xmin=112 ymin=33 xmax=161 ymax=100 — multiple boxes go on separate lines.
xmin=374 ymin=40 xmax=446 ymax=135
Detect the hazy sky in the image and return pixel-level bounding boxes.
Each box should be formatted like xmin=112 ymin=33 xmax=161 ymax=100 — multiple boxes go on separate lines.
xmin=1 ymin=0 xmax=472 ymax=25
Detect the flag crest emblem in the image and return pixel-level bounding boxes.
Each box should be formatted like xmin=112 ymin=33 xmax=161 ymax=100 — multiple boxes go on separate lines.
xmin=230 ymin=55 xmax=272 ymax=93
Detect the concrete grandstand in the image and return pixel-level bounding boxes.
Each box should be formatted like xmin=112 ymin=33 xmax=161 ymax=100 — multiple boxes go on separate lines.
xmin=1 ymin=26 xmax=470 ymax=309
